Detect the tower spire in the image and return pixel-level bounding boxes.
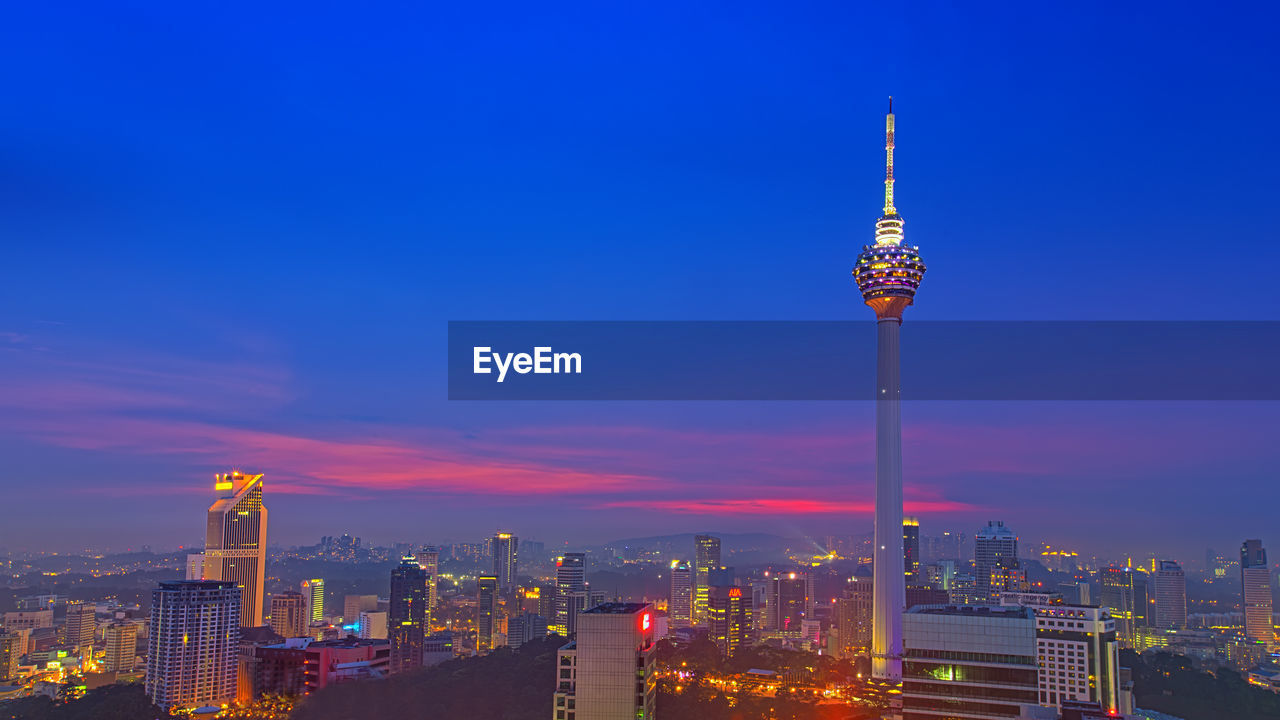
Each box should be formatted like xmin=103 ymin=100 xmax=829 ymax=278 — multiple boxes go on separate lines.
xmin=883 ymin=96 xmax=896 ymax=216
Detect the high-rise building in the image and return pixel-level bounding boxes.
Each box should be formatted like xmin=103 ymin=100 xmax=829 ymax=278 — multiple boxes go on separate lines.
xmin=1001 ymin=594 xmax=1122 ymax=712
xmin=1241 ymin=539 xmax=1273 ymax=648
xmin=903 ymin=517 xmax=920 ymax=583
xmin=254 ymin=636 xmax=391 ymax=695
xmin=1099 ymin=565 xmax=1149 ymax=647
xmin=1152 ymin=560 xmax=1187 ymax=630
xmin=300 ymin=579 xmax=325 ymax=623
xmin=0 ymin=632 xmax=20 ymax=683
xmin=707 ymin=581 xmax=751 ymax=657
xmin=553 ymin=603 xmax=656 ymax=720
xmin=185 ymin=553 xmax=205 ymax=580
xmin=902 ymin=605 xmax=1038 ymax=720
xmin=508 ymin=612 xmax=548 ymax=648
xmin=974 ymin=521 xmax=1018 ymax=601
xmin=493 ymin=533 xmax=519 ymax=594
xmin=146 ymin=580 xmax=240 ymax=711
xmin=478 ymin=575 xmax=499 ymax=653
xmin=853 ymin=98 xmax=927 ymax=681
xmin=693 ymin=535 xmax=721 ymax=626
xmin=554 ymin=553 xmax=587 ymax=636
xmin=63 ymin=600 xmax=95 ymax=653
xmin=766 ymin=572 xmax=806 ymax=636
xmin=357 ymin=611 xmax=388 ymax=640
xmin=835 ymin=566 xmax=874 ymax=658
xmin=668 ymin=560 xmax=692 ymax=629
xmin=388 ymin=555 xmax=428 ymax=673
xmin=103 ymin=621 xmax=138 ymax=673
xmin=989 ymin=557 xmax=1029 ymax=599
xmin=416 ymin=546 xmax=440 ymax=618
xmin=204 ymin=471 xmax=268 ymax=628
xmin=269 ymin=591 xmax=307 ymax=639
xmin=343 ymin=594 xmax=379 ymax=624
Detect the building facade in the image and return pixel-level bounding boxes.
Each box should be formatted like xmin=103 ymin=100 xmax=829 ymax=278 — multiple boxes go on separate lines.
xmin=668 ymin=560 xmax=692 ymax=629
xmin=974 ymin=521 xmax=1018 ymax=602
xmin=554 ymin=553 xmax=587 ymax=636
xmin=1241 ymin=539 xmax=1273 ymax=648
xmin=269 ymin=591 xmax=308 ymax=639
xmin=204 ymin=471 xmax=268 ymax=627
xmin=1151 ymin=560 xmax=1187 ymax=630
xmin=103 ymin=621 xmax=139 ymax=673
xmin=478 ymin=575 xmax=499 ymax=653
xmin=146 ymin=580 xmax=240 ymax=711
xmin=904 ymin=517 xmax=921 ymax=583
xmin=707 ymin=582 xmax=750 ymax=657
xmin=301 ymin=579 xmax=325 ymax=623
xmin=493 ymin=533 xmax=519 ymax=594
xmin=693 ymin=535 xmax=721 ymax=626
xmin=388 ymin=555 xmax=428 ymax=673
xmin=553 ymin=603 xmax=656 ymax=720
xmin=1099 ymin=566 xmax=1149 ymax=647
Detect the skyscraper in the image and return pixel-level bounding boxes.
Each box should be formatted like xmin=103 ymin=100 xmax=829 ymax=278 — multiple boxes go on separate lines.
xmin=1152 ymin=560 xmax=1187 ymax=630
xmin=63 ymin=600 xmax=95 ymax=653
xmin=103 ymin=621 xmax=138 ymax=673
xmin=766 ymin=572 xmax=807 ymax=636
xmin=477 ymin=575 xmax=499 ymax=653
xmin=388 ymin=555 xmax=428 ymax=673
xmin=852 ymin=98 xmax=927 ymax=681
xmin=693 ymin=535 xmax=721 ymax=625
xmin=492 ymin=532 xmax=518 ymax=594
xmin=903 ymin=517 xmax=920 ymax=583
xmin=554 ymin=553 xmax=587 ymax=636
xmin=1099 ymin=565 xmax=1149 ymax=647
xmin=974 ymin=521 xmax=1019 ymax=601
xmin=146 ymin=580 xmax=240 ymax=711
xmin=553 ymin=603 xmax=656 ymax=720
xmin=204 ymin=471 xmax=268 ymax=628
xmin=707 ymin=579 xmax=751 ymax=657
xmin=300 ymin=579 xmax=325 ymax=623
xmin=0 ymin=632 xmax=20 ymax=683
xmin=1241 ymin=539 xmax=1273 ymax=647
xmin=269 ymin=591 xmax=307 ymax=639
xmin=836 ymin=565 xmax=874 ymax=658
xmin=668 ymin=560 xmax=693 ymax=629
xmin=416 ymin=546 xmax=440 ymax=618
xmin=1000 ymin=593 xmax=1122 ymax=711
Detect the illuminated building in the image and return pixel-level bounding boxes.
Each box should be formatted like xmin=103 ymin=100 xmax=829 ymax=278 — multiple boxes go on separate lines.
xmin=668 ymin=560 xmax=692 ymax=628
xmin=1151 ymin=560 xmax=1187 ymax=630
xmin=0 ymin=632 xmax=19 ymax=683
xmin=415 ymin=546 xmax=440 ymax=617
xmin=2 ymin=609 xmax=52 ymax=633
xmin=693 ymin=535 xmax=721 ymax=626
xmin=1099 ymin=565 xmax=1149 ymax=648
xmin=103 ymin=621 xmax=138 ymax=673
xmin=509 ymin=612 xmax=548 ymax=648
xmin=145 ymin=580 xmax=240 ymax=711
xmin=478 ymin=575 xmax=499 ymax=653
xmin=974 ymin=521 xmax=1018 ymax=602
xmin=343 ymin=594 xmax=378 ymax=624
xmin=424 ymin=631 xmax=456 ymax=665
xmin=853 ymin=99 xmax=926 ymax=681
xmin=553 ymin=603 xmax=656 ymax=720
xmin=836 ymin=565 xmax=874 ymax=658
xmin=988 ymin=557 xmax=1029 ymax=598
xmin=204 ymin=471 xmax=268 ymax=627
xmin=902 ymin=605 xmax=1038 ymax=720
xmin=62 ymin=600 xmax=95 ymax=654
xmin=554 ymin=553 xmax=587 ymax=636
xmin=1001 ymin=594 xmax=1121 ymax=712
xmin=1241 ymin=539 xmax=1273 ymax=648
xmin=903 ymin=517 xmax=920 ymax=582
xmin=708 ymin=582 xmax=750 ymax=657
xmin=254 ymin=636 xmax=391 ymax=695
xmin=388 ymin=555 xmax=427 ymax=673
xmin=493 ymin=532 xmax=519 ymax=594
xmin=269 ymin=591 xmax=307 ymax=638
xmin=766 ymin=572 xmax=806 ymax=636
xmin=185 ymin=553 xmax=204 ymax=580
xmin=356 ymin=611 xmax=387 ymax=640
xmin=300 ymin=578 xmax=325 ymax=623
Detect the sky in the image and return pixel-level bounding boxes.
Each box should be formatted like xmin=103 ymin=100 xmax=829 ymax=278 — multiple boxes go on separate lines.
xmin=2 ymin=1 xmax=1278 ymax=560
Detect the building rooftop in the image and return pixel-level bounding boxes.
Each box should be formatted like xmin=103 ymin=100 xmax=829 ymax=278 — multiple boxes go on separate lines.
xmin=582 ymin=602 xmax=650 ymax=615
xmin=907 ymin=604 xmax=1032 ymax=619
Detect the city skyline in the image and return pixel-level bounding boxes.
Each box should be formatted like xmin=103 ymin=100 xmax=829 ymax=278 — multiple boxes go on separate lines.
xmin=4 ymin=2 xmax=1280 ymax=561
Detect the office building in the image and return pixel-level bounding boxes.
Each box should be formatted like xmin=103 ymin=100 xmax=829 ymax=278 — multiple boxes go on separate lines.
xmin=668 ymin=560 xmax=692 ymax=629
xmin=493 ymin=532 xmax=519 ymax=594
xmin=2 ymin=609 xmax=52 ymax=633
xmin=708 ymin=582 xmax=751 ymax=657
xmin=356 ymin=611 xmax=387 ymax=640
xmin=416 ymin=546 xmax=440 ymax=617
xmin=509 ymin=612 xmax=549 ymax=648
xmin=835 ymin=566 xmax=873 ymax=658
xmin=254 ymin=636 xmax=391 ymax=695
xmin=300 ymin=579 xmax=325 ymax=623
xmin=63 ymin=600 xmax=95 ymax=653
xmin=1152 ymin=561 xmax=1187 ymax=630
xmin=766 ymin=572 xmax=806 ymax=636
xmin=185 ymin=553 xmax=205 ymax=580
xmin=1241 ymin=539 xmax=1273 ymax=648
xmin=343 ymin=594 xmax=379 ymax=624
xmin=389 ymin=555 xmax=428 ymax=673
xmin=903 ymin=517 xmax=920 ymax=582
xmin=553 ymin=603 xmax=655 ymax=720
xmin=554 ymin=553 xmax=587 ymax=636
xmin=478 ymin=575 xmax=499 ymax=653
xmin=146 ymin=580 xmax=240 ymax=711
xmin=0 ymin=632 xmax=19 ymax=683
xmin=269 ymin=591 xmax=307 ymax=638
xmin=902 ymin=605 xmax=1038 ymax=720
xmin=989 ymin=557 xmax=1029 ymax=598
xmin=974 ymin=521 xmax=1018 ymax=601
xmin=103 ymin=621 xmax=138 ymax=673
xmin=1001 ymin=594 xmax=1122 ymax=712
xmin=853 ymin=100 xmax=927 ymax=680
xmin=424 ymin=631 xmax=456 ymax=665
xmin=204 ymin=471 xmax=268 ymax=627
xmin=693 ymin=535 xmax=721 ymax=625
xmin=1099 ymin=566 xmax=1149 ymax=647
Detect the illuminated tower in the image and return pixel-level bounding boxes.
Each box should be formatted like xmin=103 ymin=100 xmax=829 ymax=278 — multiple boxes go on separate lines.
xmin=852 ymin=98 xmax=926 ymax=681
xmin=693 ymin=535 xmax=721 ymax=625
xmin=204 ymin=471 xmax=268 ymax=628
xmin=492 ymin=532 xmax=518 ymax=594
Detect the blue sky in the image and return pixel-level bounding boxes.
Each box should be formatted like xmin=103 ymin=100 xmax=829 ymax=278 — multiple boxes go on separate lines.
xmin=2 ymin=1 xmax=1278 ymax=559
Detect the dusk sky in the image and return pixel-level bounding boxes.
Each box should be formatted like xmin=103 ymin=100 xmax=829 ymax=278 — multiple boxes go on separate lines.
xmin=3 ymin=2 xmax=1278 ymax=558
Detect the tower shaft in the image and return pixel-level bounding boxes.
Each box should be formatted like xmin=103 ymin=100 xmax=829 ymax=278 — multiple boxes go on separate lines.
xmin=884 ymin=105 xmax=896 ymax=216
xmin=871 ymin=315 xmax=905 ymax=681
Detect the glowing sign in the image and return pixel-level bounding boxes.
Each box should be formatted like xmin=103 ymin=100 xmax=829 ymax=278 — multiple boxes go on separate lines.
xmin=641 ymin=613 xmax=651 ymax=631
xmin=728 ymin=588 xmax=742 ymax=598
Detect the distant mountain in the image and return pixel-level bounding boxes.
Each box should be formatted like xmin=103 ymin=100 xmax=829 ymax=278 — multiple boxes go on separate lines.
xmin=601 ymin=532 xmax=802 ymax=554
